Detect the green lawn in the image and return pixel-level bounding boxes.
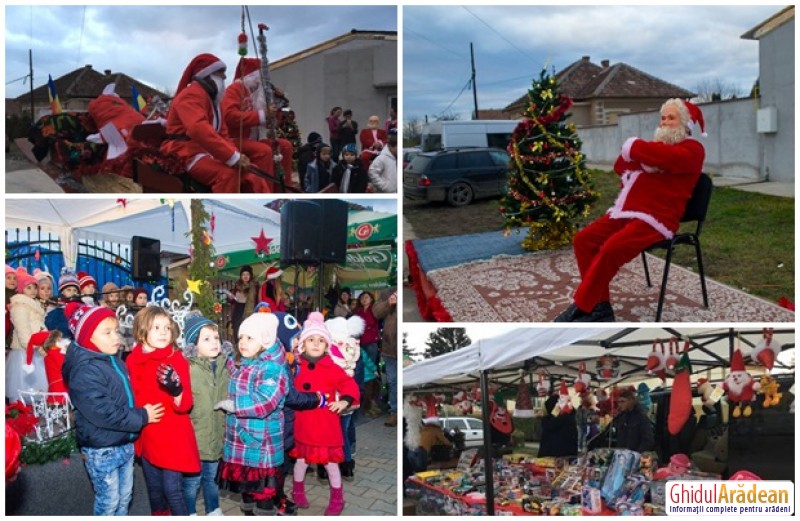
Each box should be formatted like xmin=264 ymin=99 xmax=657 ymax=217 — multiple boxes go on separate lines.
xmin=583 ymin=169 xmax=795 ymax=304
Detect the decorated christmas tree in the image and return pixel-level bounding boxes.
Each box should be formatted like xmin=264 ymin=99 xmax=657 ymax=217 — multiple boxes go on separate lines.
xmin=186 ymin=199 xmax=219 ymax=318
xmin=500 ymin=68 xmax=597 ymax=251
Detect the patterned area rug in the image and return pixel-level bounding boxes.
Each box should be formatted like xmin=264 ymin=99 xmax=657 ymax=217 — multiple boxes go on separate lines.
xmin=423 ymin=249 xmax=795 ymax=322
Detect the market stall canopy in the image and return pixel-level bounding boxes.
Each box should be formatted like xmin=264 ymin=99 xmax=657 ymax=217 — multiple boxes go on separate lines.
xmin=404 ymin=327 xmax=795 ymax=390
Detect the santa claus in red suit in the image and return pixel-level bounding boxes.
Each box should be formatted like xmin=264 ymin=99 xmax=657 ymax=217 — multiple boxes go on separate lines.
xmin=723 ymin=349 xmax=760 ymax=418
xmin=555 ymin=98 xmax=706 ymax=322
xmin=221 ymin=58 xmax=295 ymax=190
xmin=86 ymin=83 xmax=147 ymax=161
xmin=161 ymin=53 xmax=272 ymax=193
xmin=359 ymin=115 xmax=388 ymax=171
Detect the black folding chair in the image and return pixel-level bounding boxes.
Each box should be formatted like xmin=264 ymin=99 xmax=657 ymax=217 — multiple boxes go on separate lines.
xmin=641 ymin=173 xmax=713 ymax=321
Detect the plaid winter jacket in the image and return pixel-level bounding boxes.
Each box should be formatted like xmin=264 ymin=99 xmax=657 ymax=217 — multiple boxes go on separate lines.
xmin=223 ymin=343 xmax=288 ymax=469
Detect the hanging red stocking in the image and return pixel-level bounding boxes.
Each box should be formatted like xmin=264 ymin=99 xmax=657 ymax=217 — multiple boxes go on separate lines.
xmin=668 ymin=340 xmax=693 ymax=435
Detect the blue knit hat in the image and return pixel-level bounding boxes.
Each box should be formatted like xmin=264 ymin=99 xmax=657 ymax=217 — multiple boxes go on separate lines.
xmin=342 ymin=143 xmax=357 ymax=155
xmin=184 ymin=313 xmax=215 ymax=347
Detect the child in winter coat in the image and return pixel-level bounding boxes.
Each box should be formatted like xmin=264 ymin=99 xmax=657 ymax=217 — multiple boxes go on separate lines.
xmin=42 ymin=329 xmax=69 ymax=403
xmin=44 ymin=270 xmax=82 ymax=340
xmin=7 ymin=267 xmax=47 ymax=401
xmin=332 ymin=143 xmax=368 ymax=193
xmin=181 ymin=313 xmax=229 ymax=516
xmin=291 ymin=312 xmax=360 ymax=516
xmin=126 ymin=306 xmax=200 ymax=516
xmin=33 ymin=269 xmax=56 ymax=313
xmin=61 ymin=302 xmax=165 ymax=515
xmin=304 ymin=142 xmax=337 ymax=193
xmin=216 ymin=311 xmax=289 ymax=516
xmin=78 ymin=271 xmax=99 ymax=305
xmin=325 ymin=315 xmax=364 ymax=482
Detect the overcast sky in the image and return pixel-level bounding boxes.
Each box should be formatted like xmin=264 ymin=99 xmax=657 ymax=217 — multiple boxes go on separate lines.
xmin=404 ymin=5 xmax=783 ymax=121
xmin=404 ymin=324 xmax=518 ymax=359
xmin=5 ymin=5 xmax=397 ymax=98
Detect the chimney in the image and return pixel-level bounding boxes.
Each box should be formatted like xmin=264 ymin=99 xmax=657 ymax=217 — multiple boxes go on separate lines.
xmin=85 ymin=64 xmax=92 ymax=69
xmin=581 ymin=55 xmax=590 ymax=62
xmin=601 ymin=59 xmax=610 ymax=68
xmin=104 ymin=69 xmax=112 ymax=76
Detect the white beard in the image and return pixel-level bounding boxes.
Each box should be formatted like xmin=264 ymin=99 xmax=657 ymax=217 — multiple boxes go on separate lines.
xmin=654 ymin=125 xmax=687 ymax=144
xmin=211 ymin=76 xmax=226 ymax=106
xmin=725 ymin=371 xmax=752 ymax=398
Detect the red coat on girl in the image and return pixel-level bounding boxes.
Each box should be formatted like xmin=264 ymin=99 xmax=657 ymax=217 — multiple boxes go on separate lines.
xmin=292 ymin=354 xmax=359 ymax=460
xmin=126 ymin=344 xmax=200 ymax=473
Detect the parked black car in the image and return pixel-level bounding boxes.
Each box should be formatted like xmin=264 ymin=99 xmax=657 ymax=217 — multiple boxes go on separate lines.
xmin=403 ymin=147 xmax=511 ymax=206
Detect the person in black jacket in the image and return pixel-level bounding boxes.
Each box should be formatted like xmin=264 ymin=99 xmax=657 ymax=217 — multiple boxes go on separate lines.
xmin=538 ymin=394 xmax=579 ymax=457
xmin=296 ymin=132 xmax=322 ymax=192
xmin=610 ymin=389 xmax=655 ymax=452
xmin=61 ymin=302 xmax=164 ymax=515
xmin=332 ymin=143 xmax=368 ymax=193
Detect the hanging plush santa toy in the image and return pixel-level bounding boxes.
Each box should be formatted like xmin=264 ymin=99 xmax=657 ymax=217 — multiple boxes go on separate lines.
xmin=646 ymin=340 xmax=667 ymax=381
xmin=555 ymin=381 xmax=573 ymax=415
xmin=452 ymin=390 xmax=474 ymax=415
xmin=723 ymin=349 xmax=760 ymax=418
xmin=664 ymin=337 xmax=680 ymax=374
xmin=750 ymin=328 xmax=781 ymax=371
xmin=573 ymin=362 xmax=592 ymax=395
xmin=536 ymin=370 xmax=551 ymax=397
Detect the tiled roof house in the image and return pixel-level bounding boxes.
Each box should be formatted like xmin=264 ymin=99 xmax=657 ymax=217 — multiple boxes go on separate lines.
xmin=12 ymin=64 xmax=168 ymax=117
xmin=503 ymin=56 xmax=695 ymax=126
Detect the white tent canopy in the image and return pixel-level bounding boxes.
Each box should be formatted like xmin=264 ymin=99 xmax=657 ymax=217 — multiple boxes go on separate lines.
xmin=404 ymin=327 xmax=795 ymax=390
xmin=403 ymin=327 xmax=606 ymax=387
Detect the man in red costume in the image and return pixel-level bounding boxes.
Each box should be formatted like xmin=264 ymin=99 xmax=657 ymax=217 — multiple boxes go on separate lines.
xmin=222 ymin=57 xmax=295 ymax=191
xmin=86 ymin=84 xmax=146 ymax=161
xmin=162 ymin=53 xmax=272 ymax=193
xmin=555 ymin=98 xmax=706 ymax=322
xmin=359 ymin=114 xmax=388 ymax=171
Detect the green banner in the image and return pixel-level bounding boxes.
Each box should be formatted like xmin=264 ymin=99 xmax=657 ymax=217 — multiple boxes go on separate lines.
xmin=333 ymin=244 xmax=396 ymax=290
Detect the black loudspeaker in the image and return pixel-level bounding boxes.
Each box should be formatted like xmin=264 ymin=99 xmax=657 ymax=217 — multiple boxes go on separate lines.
xmin=319 ymin=200 xmax=349 ymax=263
xmin=280 ymin=201 xmax=322 ymax=265
xmin=131 ymin=236 xmax=161 ymax=281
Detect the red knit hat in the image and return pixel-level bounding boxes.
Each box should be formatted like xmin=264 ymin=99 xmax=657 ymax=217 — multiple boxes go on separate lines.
xmin=235 ymin=57 xmax=261 ymax=81
xmin=175 ymin=53 xmax=226 ymax=96
xmin=77 ymin=271 xmax=97 ymax=292
xmin=26 ymin=331 xmax=50 ymax=366
xmin=682 ymin=100 xmax=706 ymax=137
xmin=15 ymin=267 xmax=38 ymax=294
xmin=66 ymin=302 xmax=117 ymax=351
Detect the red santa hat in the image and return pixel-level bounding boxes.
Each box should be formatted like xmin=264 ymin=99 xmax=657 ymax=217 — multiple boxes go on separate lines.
xmin=682 ymin=100 xmax=706 ymax=137
xmin=235 ymin=57 xmax=261 ymax=81
xmin=264 ymin=265 xmax=283 ymax=281
xmin=15 ymin=267 xmax=38 ymax=294
xmin=26 ymin=331 xmax=50 ymax=367
xmin=751 ymin=333 xmax=781 ymax=370
xmin=730 ymin=348 xmax=746 ymax=372
xmin=77 ymin=271 xmax=96 ymax=292
xmin=175 ymin=53 xmax=227 ymax=96
xmin=423 ymin=395 xmax=439 ymax=423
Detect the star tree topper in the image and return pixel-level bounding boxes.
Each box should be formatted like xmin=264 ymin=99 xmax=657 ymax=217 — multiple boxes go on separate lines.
xmin=251 ymin=229 xmax=273 ymax=255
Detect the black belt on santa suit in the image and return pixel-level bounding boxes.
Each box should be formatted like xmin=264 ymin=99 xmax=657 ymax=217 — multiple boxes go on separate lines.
xmin=164 ymin=133 xmax=191 ymax=141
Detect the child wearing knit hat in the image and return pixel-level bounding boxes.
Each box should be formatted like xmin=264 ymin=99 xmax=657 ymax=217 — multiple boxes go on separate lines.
xmin=290 ymin=312 xmax=360 ymax=516
xmin=182 ymin=313 xmax=229 ymax=516
xmin=126 ymin=306 xmax=200 ymax=516
xmin=215 ymin=311 xmax=289 ymax=516
xmin=61 ymin=302 xmax=165 ymax=515
xmin=77 ymin=271 xmax=98 ymax=305
xmin=6 ymin=267 xmax=47 ymax=402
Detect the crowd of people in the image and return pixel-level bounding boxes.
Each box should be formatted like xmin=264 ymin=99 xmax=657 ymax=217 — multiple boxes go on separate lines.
xmin=5 ymin=264 xmax=398 ymax=516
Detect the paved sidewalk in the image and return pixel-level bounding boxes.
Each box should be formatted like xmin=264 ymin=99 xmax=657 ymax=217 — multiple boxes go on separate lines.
xmin=209 ymin=415 xmax=398 ymax=516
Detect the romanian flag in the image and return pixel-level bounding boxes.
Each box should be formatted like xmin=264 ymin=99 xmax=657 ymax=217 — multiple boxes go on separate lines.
xmin=131 ymin=85 xmax=146 ymax=112
xmin=47 ymin=74 xmax=62 ymax=114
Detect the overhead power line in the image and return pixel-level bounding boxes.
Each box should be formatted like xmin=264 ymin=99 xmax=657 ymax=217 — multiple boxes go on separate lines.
xmin=462 ymin=6 xmax=540 ymax=66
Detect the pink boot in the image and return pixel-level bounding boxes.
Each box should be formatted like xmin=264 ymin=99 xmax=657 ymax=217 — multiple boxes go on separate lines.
xmin=292 ymin=479 xmax=310 ymax=509
xmin=325 ymin=486 xmax=345 ymax=516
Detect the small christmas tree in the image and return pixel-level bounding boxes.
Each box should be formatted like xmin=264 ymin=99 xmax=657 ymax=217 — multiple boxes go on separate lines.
xmin=187 ymin=200 xmax=219 ymax=319
xmin=500 ymin=68 xmax=597 ymax=251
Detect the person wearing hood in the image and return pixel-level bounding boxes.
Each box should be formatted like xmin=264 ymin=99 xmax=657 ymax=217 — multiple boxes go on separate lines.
xmin=367 ymin=129 xmax=397 ymax=193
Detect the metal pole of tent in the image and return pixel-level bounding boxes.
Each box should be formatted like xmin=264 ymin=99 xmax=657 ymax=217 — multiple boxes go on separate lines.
xmin=480 ymin=369 xmax=495 ymax=516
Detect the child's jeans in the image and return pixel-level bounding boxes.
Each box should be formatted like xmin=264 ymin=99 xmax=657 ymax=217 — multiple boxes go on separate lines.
xmin=81 ymin=443 xmax=135 ymax=516
xmin=340 ymin=413 xmax=355 ymax=461
xmin=141 ymin=457 xmax=189 ymax=515
xmin=182 ymin=460 xmax=221 ymax=514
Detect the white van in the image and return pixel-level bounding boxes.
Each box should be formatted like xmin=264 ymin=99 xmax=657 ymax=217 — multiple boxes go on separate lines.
xmin=439 ymin=416 xmax=484 ymax=447
xmin=421 ymin=120 xmax=519 ymax=152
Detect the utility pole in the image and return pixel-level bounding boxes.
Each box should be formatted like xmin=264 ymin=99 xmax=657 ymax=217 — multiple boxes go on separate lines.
xmin=470 ymin=42 xmax=479 ymax=120
xmin=29 ymin=49 xmax=34 ymax=119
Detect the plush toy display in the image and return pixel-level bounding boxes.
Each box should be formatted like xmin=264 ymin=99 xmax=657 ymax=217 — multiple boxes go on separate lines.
xmin=489 ymin=401 xmax=514 ymax=435
xmin=723 ymin=349 xmax=761 ymax=418
xmin=452 ymin=390 xmax=474 ymax=415
xmin=513 ymin=371 xmax=535 ymax=418
xmin=574 ymin=362 xmax=591 ymax=395
xmin=646 ymin=341 xmax=667 ymax=382
xmin=667 ymin=344 xmax=693 ymax=435
xmin=536 ymin=370 xmax=551 ymax=397
xmin=664 ymin=338 xmax=680 ymax=373
xmin=555 ymin=381 xmax=574 ymax=415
